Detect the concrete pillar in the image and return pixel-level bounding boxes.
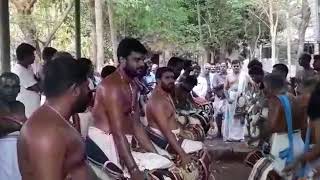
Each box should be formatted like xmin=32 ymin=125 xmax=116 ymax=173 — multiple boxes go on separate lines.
xmin=0 ymin=0 xmax=10 ymax=73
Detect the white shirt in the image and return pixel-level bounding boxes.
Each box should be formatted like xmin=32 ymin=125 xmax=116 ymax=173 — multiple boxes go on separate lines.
xmin=193 ymin=76 xmax=208 ymax=98
xmin=12 ymin=64 xmax=40 ymax=118
xmin=0 ymin=133 xmax=21 ymax=180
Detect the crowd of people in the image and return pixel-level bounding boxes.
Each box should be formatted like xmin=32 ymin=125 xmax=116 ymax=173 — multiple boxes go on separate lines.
xmin=1 ymin=37 xmax=320 ymax=180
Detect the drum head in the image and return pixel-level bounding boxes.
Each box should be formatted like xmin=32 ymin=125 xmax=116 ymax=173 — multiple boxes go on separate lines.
xmin=238 ymin=96 xmax=246 ymax=107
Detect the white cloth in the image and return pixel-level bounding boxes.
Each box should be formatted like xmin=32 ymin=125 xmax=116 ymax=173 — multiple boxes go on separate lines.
xmin=149 ymin=127 xmax=204 ymax=154
xmin=212 ymin=95 xmax=226 ymax=117
xmin=193 ymin=76 xmax=208 ymax=98
xmin=12 ymin=64 xmax=40 ymax=118
xmin=223 ymin=71 xmax=248 ymax=141
xmin=269 ymin=131 xmax=305 ymax=176
xmin=0 ymin=132 xmax=21 ymax=180
xmin=78 ymin=111 xmax=94 ymax=138
xmin=88 ymin=127 xmax=173 ymax=177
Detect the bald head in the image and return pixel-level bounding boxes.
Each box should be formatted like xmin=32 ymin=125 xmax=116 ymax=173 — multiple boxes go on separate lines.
xmin=0 ymin=73 xmax=20 ymax=102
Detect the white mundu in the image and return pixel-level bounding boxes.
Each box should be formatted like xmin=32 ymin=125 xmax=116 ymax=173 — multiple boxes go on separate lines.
xmin=12 ymin=63 xmax=40 ymax=118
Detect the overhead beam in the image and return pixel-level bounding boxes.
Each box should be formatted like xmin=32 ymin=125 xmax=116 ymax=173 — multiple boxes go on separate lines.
xmin=0 ymin=0 xmax=10 ymax=73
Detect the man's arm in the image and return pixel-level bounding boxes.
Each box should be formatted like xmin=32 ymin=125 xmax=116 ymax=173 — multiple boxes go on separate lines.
xmin=132 ymin=99 xmax=157 ymax=153
xmin=224 ymin=77 xmax=231 ymax=102
xmin=18 ymin=131 xmax=65 ymax=180
xmin=100 ymin=87 xmax=138 ymax=173
xmin=27 ymin=83 xmax=41 ymax=93
xmin=151 ymin=100 xmax=188 ymax=158
xmin=132 ymin=117 xmax=157 ymax=153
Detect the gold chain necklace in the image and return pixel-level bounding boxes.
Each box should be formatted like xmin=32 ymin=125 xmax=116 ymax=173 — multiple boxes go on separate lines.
xmin=45 ymin=104 xmax=77 ymax=132
xmin=118 ymin=71 xmax=135 ymax=116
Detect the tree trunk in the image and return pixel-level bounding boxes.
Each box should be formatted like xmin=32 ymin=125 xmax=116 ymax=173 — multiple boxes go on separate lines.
xmin=204 ymin=48 xmax=211 ymax=63
xmin=297 ymin=0 xmax=311 ymax=57
xmin=107 ymin=0 xmax=118 ymax=65
xmin=197 ymin=0 xmax=202 ymax=45
xmin=220 ymin=42 xmax=227 ymax=61
xmin=286 ymin=3 xmax=292 ymax=76
xmin=44 ymin=1 xmax=74 ymax=47
xmin=89 ymin=0 xmax=97 ymax=66
xmin=95 ymin=0 xmax=105 ymax=72
xmin=271 ymin=32 xmax=277 ymax=65
xmin=268 ymin=0 xmax=278 ymax=65
xmin=11 ymin=0 xmax=41 ymax=58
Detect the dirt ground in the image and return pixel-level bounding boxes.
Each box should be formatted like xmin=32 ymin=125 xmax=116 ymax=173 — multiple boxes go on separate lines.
xmin=211 ymin=160 xmax=252 ymax=180
xmin=206 ymin=138 xmax=253 ymax=180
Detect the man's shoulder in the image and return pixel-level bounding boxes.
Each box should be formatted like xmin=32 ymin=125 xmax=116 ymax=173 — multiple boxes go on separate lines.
xmin=149 ymin=91 xmax=168 ymax=105
xmin=98 ymin=75 xmax=123 ymax=92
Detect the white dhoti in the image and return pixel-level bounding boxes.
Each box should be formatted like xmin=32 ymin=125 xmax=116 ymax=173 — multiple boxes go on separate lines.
xmin=148 ymin=127 xmax=204 ymax=154
xmin=0 ymin=132 xmax=21 ymax=180
xmin=87 ymin=127 xmax=173 ymax=178
xmin=270 ymin=131 xmax=304 ymax=176
xmin=249 ymin=131 xmax=305 ymax=180
xmin=223 ymin=90 xmax=245 ymax=141
xmin=78 ymin=111 xmax=94 ymax=138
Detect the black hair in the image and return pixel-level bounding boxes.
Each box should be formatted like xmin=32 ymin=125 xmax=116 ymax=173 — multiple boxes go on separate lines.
xmin=299 ymin=53 xmax=312 ymax=63
xmin=101 ymin=65 xmax=116 ymax=78
xmin=308 ymin=83 xmax=320 ymax=121
xmin=231 ymin=59 xmax=241 ymax=65
xmin=167 ymin=57 xmax=185 ymax=68
xmin=248 ymin=59 xmax=262 ymax=69
xmin=183 ymin=75 xmax=198 ymax=87
xmin=155 ymin=67 xmax=174 ymax=79
xmin=194 ymin=65 xmax=201 ymax=70
xmin=117 ymin=37 xmax=148 ymax=62
xmin=78 ymin=58 xmax=94 ymax=77
xmin=43 ymin=56 xmax=88 ymax=98
xmin=16 ymin=43 xmax=35 ymax=61
xmin=249 ymin=66 xmax=264 ymax=76
xmin=183 ymin=60 xmax=193 ymax=69
xmin=314 ymin=55 xmax=320 ymax=61
xmin=273 ymin=63 xmax=289 ymax=77
xmin=0 ymin=72 xmax=20 ymax=83
xmin=264 ymin=73 xmax=285 ymax=90
xmin=53 ymin=51 xmax=74 ymax=59
xmin=42 ymin=47 xmax=57 ymax=62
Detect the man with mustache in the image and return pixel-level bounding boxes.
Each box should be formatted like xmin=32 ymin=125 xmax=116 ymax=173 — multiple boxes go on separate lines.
xmin=88 ymin=38 xmax=173 ymax=180
xmin=146 ymin=67 xmax=211 ymax=179
xmin=18 ymin=56 xmax=93 ymax=180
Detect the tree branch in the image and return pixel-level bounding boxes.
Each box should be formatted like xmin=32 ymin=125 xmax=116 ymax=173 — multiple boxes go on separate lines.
xmin=248 ymin=10 xmax=270 ymax=28
xmin=44 ymin=0 xmax=75 ymax=47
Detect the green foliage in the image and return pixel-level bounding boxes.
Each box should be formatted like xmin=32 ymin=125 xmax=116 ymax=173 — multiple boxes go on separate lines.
xmin=9 ymin=0 xmax=270 ymax=61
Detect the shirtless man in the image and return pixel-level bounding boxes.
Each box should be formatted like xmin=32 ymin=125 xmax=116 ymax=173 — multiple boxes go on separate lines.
xmin=296 ymin=53 xmax=316 ymax=94
xmin=18 ymin=56 xmax=93 ymax=180
xmin=90 ymin=38 xmax=171 ymax=180
xmin=0 ymin=73 xmax=25 ymax=180
xmin=249 ymin=74 xmax=307 ymax=179
xmin=146 ymin=67 xmax=210 ymax=179
xmin=147 ymin=67 xmax=193 ymax=164
xmin=0 ymin=73 xmax=25 ymax=136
